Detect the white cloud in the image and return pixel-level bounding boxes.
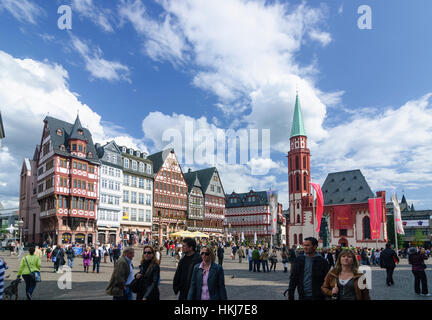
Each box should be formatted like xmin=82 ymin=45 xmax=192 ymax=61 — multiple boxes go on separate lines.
xmin=308 ymin=29 xmax=332 ymax=46
xmin=70 ymin=34 xmax=131 ymax=82
xmin=118 ymin=0 xmax=189 ymax=65
xmin=119 ymin=0 xmax=334 ymax=154
xmin=0 ymin=0 xmax=45 ymax=25
xmin=0 ymin=50 xmax=141 ymax=207
xmin=72 ymin=0 xmax=115 ymax=32
xmin=312 ymin=94 xmax=432 ymax=192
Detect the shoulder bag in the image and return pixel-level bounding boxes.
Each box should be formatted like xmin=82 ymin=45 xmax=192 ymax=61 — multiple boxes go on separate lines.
xmin=25 ymin=257 xmax=41 ymax=282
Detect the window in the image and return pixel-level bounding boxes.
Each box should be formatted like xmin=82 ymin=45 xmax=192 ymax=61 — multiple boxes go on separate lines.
xmin=109 ymin=180 xmax=113 ymax=190
xmin=78 ymin=163 xmax=82 ymax=170
xmin=146 ymin=210 xmax=151 ymax=222
xmin=146 ymin=194 xmax=151 ymax=205
xmin=132 ymin=160 xmax=137 ymax=170
xmin=296 ymin=175 xmax=300 ymax=191
xmin=89 ymin=166 xmax=94 ymax=173
xmin=78 ymin=198 xmax=84 ymax=209
xmin=78 ymin=144 xmax=83 ymax=152
xmin=122 ymin=147 xmax=126 ymax=153
xmin=131 ymin=176 xmax=137 ymax=187
xmin=82 ymin=181 xmax=86 ymax=190
xmin=60 ymin=144 xmax=66 ymax=151
xmin=109 ymin=167 xmax=114 ymax=176
xmin=139 ymin=162 xmax=144 ymax=172
xmin=146 ymin=164 xmax=152 ymax=174
xmin=57 ymin=129 xmax=62 ymax=136
xmin=108 ymin=196 xmax=113 ymax=205
xmin=340 ymin=229 xmax=347 ymax=236
xmin=131 ymin=192 xmax=137 ymax=203
xmin=217 ymin=186 xmax=221 ymax=193
xmin=124 ymin=158 xmax=129 ymax=168
xmin=77 ymin=180 xmax=81 ymax=189
xmin=107 ymin=211 xmax=112 ymax=221
xmin=363 ymin=217 xmax=371 ymax=239
xmin=131 ymin=208 xmax=137 ymax=221
xmin=211 ymin=185 xmax=215 ymax=192
xmin=112 ymin=155 xmax=117 ymax=163
xmin=139 ymin=193 xmax=144 ymax=204
xmin=146 ymin=180 xmax=152 ymax=190
xmin=72 ymin=144 xmax=77 ymax=151
xmin=296 ymin=215 xmax=301 ymax=223
xmin=303 ymin=175 xmax=307 ymax=191
xmin=129 ymin=149 xmax=133 ymax=155
xmin=123 ymin=190 xmax=129 ymax=202
xmin=115 ymin=197 xmax=120 ymax=205
xmin=139 ymin=177 xmax=145 ymax=188
xmin=295 ymin=156 xmax=299 ymax=169
xmin=123 ymin=174 xmax=129 ymax=186
xmin=138 ymin=209 xmax=144 ymax=222
xmin=82 ymin=164 xmax=87 ymax=171
xmin=99 ymin=210 xmax=105 ymax=221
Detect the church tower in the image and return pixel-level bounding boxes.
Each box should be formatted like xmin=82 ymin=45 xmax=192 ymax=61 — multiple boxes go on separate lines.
xmin=287 ymin=93 xmax=314 ymax=247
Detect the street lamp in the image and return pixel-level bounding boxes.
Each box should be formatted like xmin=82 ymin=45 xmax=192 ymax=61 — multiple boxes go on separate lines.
xmin=18 ymin=219 xmax=24 ymax=256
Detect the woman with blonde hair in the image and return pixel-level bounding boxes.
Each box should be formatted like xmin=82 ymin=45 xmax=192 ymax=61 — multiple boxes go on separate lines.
xmin=187 ymin=245 xmax=227 ymax=300
xmin=132 ymin=245 xmax=160 ymax=300
xmin=321 ymin=249 xmax=370 ymax=300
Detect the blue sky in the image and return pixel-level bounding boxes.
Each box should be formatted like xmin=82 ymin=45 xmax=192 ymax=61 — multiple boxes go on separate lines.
xmin=1 ymin=0 xmax=432 ymax=210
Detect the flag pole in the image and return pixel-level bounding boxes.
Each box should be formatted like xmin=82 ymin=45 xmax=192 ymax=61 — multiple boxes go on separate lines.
xmin=394 ymin=205 xmax=398 ymax=253
xmin=312 ymin=188 xmax=316 ymax=239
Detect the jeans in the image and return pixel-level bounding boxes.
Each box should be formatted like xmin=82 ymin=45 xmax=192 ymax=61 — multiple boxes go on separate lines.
xmin=68 ymin=258 xmax=74 ymax=268
xmin=22 ymin=274 xmax=37 ymax=299
xmin=262 ymin=260 xmax=269 ymax=272
xmin=386 ymin=267 xmax=395 ymax=285
xmin=253 ymin=259 xmax=260 ymax=272
xmin=93 ymin=259 xmax=101 ymax=273
xmin=270 ymin=260 xmax=277 ymax=271
xmin=412 ymin=270 xmax=428 ymax=294
xmin=113 ymin=256 xmax=118 ymax=265
xmin=113 ymin=286 xmax=134 ymax=300
xmin=109 ymin=254 xmax=113 ymax=263
xmin=249 ymin=259 xmax=253 ymax=271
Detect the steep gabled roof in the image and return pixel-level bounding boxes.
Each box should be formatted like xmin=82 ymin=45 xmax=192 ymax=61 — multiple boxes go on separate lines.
xmin=225 ymin=190 xmax=270 ymax=208
xmin=322 ymin=169 xmax=374 ymax=205
xmin=147 ymin=148 xmax=174 ymax=174
xmin=44 ymin=116 xmax=100 ymax=163
xmin=69 ymin=115 xmax=86 ymax=141
xmin=194 ymin=167 xmax=217 ymax=193
xmin=184 ymin=170 xmax=202 ymax=193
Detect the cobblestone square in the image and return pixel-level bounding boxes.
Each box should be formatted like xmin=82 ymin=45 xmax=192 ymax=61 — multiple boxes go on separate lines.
xmin=1 ymin=250 xmax=432 ymax=300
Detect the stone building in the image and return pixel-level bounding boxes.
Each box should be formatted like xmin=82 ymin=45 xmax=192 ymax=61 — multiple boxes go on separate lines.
xmin=95 ymin=141 xmax=123 ymax=244
xmin=18 ymin=146 xmax=41 ymax=244
xmin=37 ymin=115 xmax=100 ymax=245
xmin=120 ymin=146 xmax=153 ymax=245
xmin=148 ymin=149 xmax=188 ymax=243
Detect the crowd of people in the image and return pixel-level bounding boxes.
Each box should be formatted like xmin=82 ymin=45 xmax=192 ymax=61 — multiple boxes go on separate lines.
xmin=1 ymin=237 xmax=431 ymax=300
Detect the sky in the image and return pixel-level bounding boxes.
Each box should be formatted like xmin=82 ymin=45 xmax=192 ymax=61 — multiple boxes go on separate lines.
xmin=1 ymin=0 xmax=432 ymax=210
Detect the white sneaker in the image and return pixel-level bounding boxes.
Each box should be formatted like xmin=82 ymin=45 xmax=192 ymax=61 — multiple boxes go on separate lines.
xmin=421 ymin=293 xmax=432 ymax=297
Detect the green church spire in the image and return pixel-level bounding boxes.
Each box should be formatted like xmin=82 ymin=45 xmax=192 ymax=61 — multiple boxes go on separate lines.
xmin=290 ymin=92 xmax=306 ymax=138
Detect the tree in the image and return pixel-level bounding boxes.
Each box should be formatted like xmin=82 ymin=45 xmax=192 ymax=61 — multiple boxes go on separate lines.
xmin=414 ymin=229 xmax=425 ymax=247
xmin=386 ymin=214 xmax=403 ymax=247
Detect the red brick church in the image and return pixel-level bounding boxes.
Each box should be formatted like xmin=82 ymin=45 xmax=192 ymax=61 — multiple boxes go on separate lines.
xmin=286 ymin=93 xmax=387 ymax=248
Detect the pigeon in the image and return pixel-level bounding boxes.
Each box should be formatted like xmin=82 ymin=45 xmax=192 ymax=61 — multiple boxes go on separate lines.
xmin=231 ymin=274 xmax=235 ymax=279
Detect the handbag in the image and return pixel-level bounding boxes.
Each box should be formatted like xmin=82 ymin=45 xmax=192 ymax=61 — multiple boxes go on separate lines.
xmin=129 ymin=273 xmax=142 ymax=293
xmin=25 ymin=257 xmax=41 ymax=282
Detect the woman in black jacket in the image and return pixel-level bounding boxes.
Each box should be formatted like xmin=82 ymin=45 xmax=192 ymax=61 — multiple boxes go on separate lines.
xmin=134 ymin=245 xmax=160 ymax=300
xmin=187 ymin=245 xmax=227 ymax=300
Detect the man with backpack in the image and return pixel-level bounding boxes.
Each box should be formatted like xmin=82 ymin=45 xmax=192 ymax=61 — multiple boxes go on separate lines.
xmin=52 ymin=245 xmax=65 ymax=273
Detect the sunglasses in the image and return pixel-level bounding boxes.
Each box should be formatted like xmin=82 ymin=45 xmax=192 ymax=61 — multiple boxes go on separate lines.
xmin=143 ymin=251 xmax=153 ymax=255
xmin=201 ymin=252 xmax=210 ymax=256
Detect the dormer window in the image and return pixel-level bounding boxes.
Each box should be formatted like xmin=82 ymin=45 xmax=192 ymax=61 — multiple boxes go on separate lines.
xmin=129 ymin=149 xmax=133 ymax=155
xmin=88 ymin=152 xmax=93 ymax=158
xmin=57 ymin=129 xmax=63 ymax=136
xmin=122 ymin=147 xmax=126 ymax=153
xmin=60 ymin=145 xmax=66 ymax=151
xmin=136 ymin=151 xmax=140 ymax=157
xmin=78 ymin=144 xmax=83 ymax=152
xmin=78 ymin=129 xmax=84 ymax=135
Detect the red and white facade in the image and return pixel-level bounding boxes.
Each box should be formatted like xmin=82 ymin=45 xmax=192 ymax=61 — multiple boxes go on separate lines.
xmin=37 ymin=116 xmax=99 ymax=245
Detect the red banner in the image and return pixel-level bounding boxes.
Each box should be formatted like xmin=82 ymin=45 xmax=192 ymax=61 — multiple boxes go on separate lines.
xmin=368 ymin=198 xmax=382 ymax=240
xmin=334 ymin=205 xmax=352 ymax=229
xmin=311 ymin=183 xmax=323 ymax=233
